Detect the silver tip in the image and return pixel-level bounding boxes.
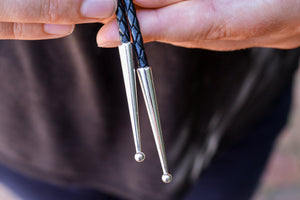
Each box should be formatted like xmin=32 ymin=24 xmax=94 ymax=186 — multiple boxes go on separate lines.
xmin=137 ymin=67 xmax=172 ymax=183
xmin=118 ymin=43 xmax=144 ymax=162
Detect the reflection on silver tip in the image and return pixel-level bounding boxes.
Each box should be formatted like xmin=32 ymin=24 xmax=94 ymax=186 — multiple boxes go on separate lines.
xmin=137 ymin=67 xmax=172 ymax=183
xmin=118 ymin=43 xmax=144 ymax=162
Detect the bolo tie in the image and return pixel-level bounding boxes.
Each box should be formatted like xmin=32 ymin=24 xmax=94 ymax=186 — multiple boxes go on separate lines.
xmin=116 ymin=0 xmax=172 ymax=183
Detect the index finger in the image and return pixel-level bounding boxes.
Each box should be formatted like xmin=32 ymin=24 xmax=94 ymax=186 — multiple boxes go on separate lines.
xmin=0 ymin=0 xmax=117 ymax=24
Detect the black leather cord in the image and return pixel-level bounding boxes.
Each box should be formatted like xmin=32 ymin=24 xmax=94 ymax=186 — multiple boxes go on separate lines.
xmin=123 ymin=0 xmax=148 ymax=68
xmin=116 ymin=0 xmax=131 ymax=43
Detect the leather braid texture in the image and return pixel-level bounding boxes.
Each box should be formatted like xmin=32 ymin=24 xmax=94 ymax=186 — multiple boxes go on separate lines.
xmin=116 ymin=0 xmax=130 ymax=43
xmin=123 ymin=0 xmax=148 ymax=68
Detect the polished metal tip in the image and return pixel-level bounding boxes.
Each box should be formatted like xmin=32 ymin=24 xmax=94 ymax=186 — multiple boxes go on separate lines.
xmin=162 ymin=173 xmax=172 ymax=183
xmin=118 ymin=43 xmax=145 ymax=163
xmin=134 ymin=152 xmax=145 ymax=162
xmin=137 ymin=67 xmax=172 ymax=182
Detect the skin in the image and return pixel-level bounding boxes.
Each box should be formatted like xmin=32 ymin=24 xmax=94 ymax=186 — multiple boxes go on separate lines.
xmin=1 ymin=0 xmax=300 ymax=50
xmin=98 ymin=0 xmax=300 ymax=50
xmin=0 ymin=0 xmax=116 ymax=39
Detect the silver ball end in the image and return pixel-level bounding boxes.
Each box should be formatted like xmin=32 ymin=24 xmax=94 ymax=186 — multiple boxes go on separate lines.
xmin=134 ymin=152 xmax=145 ymax=162
xmin=162 ymin=173 xmax=172 ymax=183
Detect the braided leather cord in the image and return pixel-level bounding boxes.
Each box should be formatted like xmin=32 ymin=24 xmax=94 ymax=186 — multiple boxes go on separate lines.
xmin=116 ymin=0 xmax=131 ymax=43
xmin=123 ymin=0 xmax=148 ymax=68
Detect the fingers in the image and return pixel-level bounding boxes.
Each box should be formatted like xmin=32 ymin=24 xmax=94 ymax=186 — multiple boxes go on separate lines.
xmin=97 ymin=1 xmax=264 ymax=50
xmin=0 ymin=0 xmax=117 ymax=24
xmin=97 ymin=20 xmax=121 ymax=47
xmin=97 ymin=1 xmax=214 ymax=47
xmin=98 ymin=0 xmax=300 ymax=50
xmin=0 ymin=0 xmax=117 ymax=40
xmin=0 ymin=23 xmax=74 ymax=40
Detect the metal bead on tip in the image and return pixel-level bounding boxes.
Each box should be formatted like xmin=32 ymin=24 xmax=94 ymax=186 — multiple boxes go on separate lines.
xmin=135 ymin=152 xmax=145 ymax=162
xmin=162 ymin=174 xmax=172 ymax=183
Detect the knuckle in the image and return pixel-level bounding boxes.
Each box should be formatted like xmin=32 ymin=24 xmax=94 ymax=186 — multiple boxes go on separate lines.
xmin=200 ymin=1 xmax=229 ymax=40
xmin=42 ymin=0 xmax=61 ymax=23
xmin=12 ymin=23 xmax=25 ymax=39
xmin=204 ymin=23 xmax=229 ymax=40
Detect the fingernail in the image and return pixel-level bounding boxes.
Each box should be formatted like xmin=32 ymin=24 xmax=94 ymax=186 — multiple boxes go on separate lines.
xmin=44 ymin=24 xmax=74 ymax=35
xmin=81 ymin=0 xmax=116 ymax=19
xmin=98 ymin=41 xmax=121 ymax=48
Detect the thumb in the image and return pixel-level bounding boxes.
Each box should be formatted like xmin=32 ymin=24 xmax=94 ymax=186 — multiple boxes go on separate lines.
xmin=97 ymin=1 xmax=214 ymax=47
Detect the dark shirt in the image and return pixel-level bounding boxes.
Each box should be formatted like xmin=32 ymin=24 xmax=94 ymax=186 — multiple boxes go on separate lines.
xmin=0 ymin=24 xmax=298 ymax=200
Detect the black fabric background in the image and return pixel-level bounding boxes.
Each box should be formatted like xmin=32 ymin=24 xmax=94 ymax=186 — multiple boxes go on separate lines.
xmin=0 ymin=24 xmax=298 ymax=199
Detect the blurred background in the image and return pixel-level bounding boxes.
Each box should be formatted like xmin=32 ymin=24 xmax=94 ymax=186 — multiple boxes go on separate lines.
xmin=0 ymin=68 xmax=299 ymax=200
xmin=253 ymin=67 xmax=300 ymax=200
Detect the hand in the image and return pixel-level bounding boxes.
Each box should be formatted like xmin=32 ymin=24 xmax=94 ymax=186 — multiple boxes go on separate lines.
xmin=97 ymin=0 xmax=300 ymax=50
xmin=0 ymin=0 xmax=117 ymax=40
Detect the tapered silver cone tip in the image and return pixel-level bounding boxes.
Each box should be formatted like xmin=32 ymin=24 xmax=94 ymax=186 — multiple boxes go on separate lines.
xmin=162 ymin=173 xmax=172 ymax=183
xmin=134 ymin=152 xmax=145 ymax=162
